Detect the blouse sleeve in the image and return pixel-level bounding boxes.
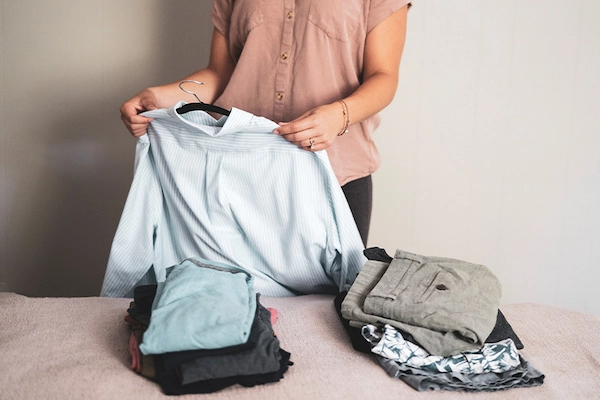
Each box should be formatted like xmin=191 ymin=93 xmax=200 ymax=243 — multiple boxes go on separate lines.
xmin=211 ymin=0 xmax=233 ymax=37
xmin=367 ymin=0 xmax=411 ymax=33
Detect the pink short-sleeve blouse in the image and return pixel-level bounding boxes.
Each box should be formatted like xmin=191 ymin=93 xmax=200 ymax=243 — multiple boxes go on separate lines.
xmin=212 ymin=0 xmax=410 ymax=185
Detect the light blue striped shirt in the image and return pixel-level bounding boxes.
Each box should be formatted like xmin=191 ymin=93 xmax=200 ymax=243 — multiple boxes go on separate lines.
xmin=100 ymin=102 xmax=366 ymax=297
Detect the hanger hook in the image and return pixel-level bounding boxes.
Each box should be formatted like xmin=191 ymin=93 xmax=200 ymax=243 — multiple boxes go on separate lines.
xmin=179 ymin=80 xmax=206 ymax=103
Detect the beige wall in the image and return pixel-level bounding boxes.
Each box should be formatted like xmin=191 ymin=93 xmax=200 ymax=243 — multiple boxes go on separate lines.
xmin=0 ymin=1 xmax=214 ymax=296
xmin=1 ymin=1 xmax=599 ymax=314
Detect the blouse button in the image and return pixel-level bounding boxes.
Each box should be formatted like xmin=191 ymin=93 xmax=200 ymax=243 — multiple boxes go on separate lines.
xmin=287 ymin=11 xmax=293 ymax=19
xmin=281 ymin=52 xmax=289 ymax=60
xmin=276 ymin=93 xmax=284 ymax=100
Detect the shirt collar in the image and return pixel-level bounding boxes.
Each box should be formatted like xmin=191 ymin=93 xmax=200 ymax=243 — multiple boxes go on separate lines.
xmin=167 ymin=101 xmax=255 ymax=137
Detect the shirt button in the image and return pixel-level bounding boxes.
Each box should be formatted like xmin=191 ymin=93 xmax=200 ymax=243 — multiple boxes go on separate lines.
xmin=287 ymin=11 xmax=293 ymax=19
xmin=276 ymin=93 xmax=284 ymax=100
xmin=281 ymin=52 xmax=288 ymax=60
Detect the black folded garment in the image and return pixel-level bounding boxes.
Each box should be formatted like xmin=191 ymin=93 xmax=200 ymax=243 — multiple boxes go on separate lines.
xmin=133 ymin=284 xmax=158 ymax=313
xmin=486 ymin=309 xmax=524 ymax=349
xmin=363 ymin=246 xmax=393 ymax=263
xmin=173 ymin=303 xmax=282 ymax=384
xmin=155 ymin=349 xmax=292 ymax=395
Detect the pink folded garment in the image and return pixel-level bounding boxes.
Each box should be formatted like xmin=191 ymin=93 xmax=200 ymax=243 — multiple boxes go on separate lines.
xmin=268 ymin=307 xmax=278 ymax=325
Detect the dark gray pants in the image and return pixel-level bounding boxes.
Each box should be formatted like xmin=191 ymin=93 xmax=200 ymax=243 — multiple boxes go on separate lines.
xmin=342 ymin=175 xmax=372 ymax=246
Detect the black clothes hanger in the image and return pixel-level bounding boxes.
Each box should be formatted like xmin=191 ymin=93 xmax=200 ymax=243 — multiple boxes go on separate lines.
xmin=176 ymin=80 xmax=231 ymax=117
xmin=177 ymin=102 xmax=231 ymax=116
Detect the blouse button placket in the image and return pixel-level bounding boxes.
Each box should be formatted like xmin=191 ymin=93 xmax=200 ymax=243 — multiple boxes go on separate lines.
xmin=274 ymin=1 xmax=295 ymax=121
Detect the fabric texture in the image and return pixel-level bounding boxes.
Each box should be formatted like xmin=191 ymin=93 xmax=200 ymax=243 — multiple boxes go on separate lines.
xmin=211 ymin=0 xmax=411 ymax=185
xmin=100 ymin=103 xmax=366 ymax=298
xmin=362 ymin=325 xmax=521 ymax=374
xmin=139 ymin=258 xmax=256 ymax=354
xmin=377 ymin=355 xmax=544 ymax=392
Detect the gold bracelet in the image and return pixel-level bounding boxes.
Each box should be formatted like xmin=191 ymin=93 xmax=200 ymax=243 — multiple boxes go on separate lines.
xmin=337 ymin=100 xmax=349 ymax=136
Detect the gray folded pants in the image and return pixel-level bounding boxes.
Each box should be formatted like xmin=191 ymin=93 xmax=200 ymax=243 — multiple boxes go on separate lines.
xmin=341 ymin=249 xmax=502 ymax=357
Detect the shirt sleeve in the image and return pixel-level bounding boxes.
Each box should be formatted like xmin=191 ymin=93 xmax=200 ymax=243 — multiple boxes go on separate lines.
xmin=367 ymin=0 xmax=411 ymax=33
xmin=211 ymin=0 xmax=233 ymax=37
xmin=100 ymin=137 xmax=161 ymax=297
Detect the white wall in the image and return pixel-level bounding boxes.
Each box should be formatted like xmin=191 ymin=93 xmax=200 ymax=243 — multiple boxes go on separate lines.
xmin=1 ymin=1 xmax=598 ymax=315
xmin=372 ymin=1 xmax=600 ymax=315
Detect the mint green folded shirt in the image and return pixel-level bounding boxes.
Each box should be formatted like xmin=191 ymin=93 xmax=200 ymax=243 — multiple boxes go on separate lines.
xmin=139 ymin=257 xmax=256 ymax=355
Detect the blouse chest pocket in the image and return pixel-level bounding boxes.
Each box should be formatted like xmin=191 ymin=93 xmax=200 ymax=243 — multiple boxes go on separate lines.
xmin=307 ymin=0 xmax=364 ymax=42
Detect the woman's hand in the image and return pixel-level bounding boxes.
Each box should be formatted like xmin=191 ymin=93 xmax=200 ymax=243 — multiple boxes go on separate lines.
xmin=119 ymin=89 xmax=159 ymax=137
xmin=274 ymin=5 xmax=408 ymax=151
xmin=119 ymin=28 xmax=235 ymax=138
xmin=274 ymin=102 xmax=346 ymax=151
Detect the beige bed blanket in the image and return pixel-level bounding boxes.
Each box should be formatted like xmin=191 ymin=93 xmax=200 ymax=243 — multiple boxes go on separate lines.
xmin=1 ymin=292 xmax=599 ymax=399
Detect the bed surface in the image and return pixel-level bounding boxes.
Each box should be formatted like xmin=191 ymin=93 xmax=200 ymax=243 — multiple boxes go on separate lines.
xmin=1 ymin=292 xmax=599 ymax=399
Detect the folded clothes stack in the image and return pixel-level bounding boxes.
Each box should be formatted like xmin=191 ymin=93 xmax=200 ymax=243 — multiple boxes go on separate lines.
xmin=124 ymin=258 xmax=292 ymax=395
xmin=336 ymin=247 xmax=544 ymax=392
